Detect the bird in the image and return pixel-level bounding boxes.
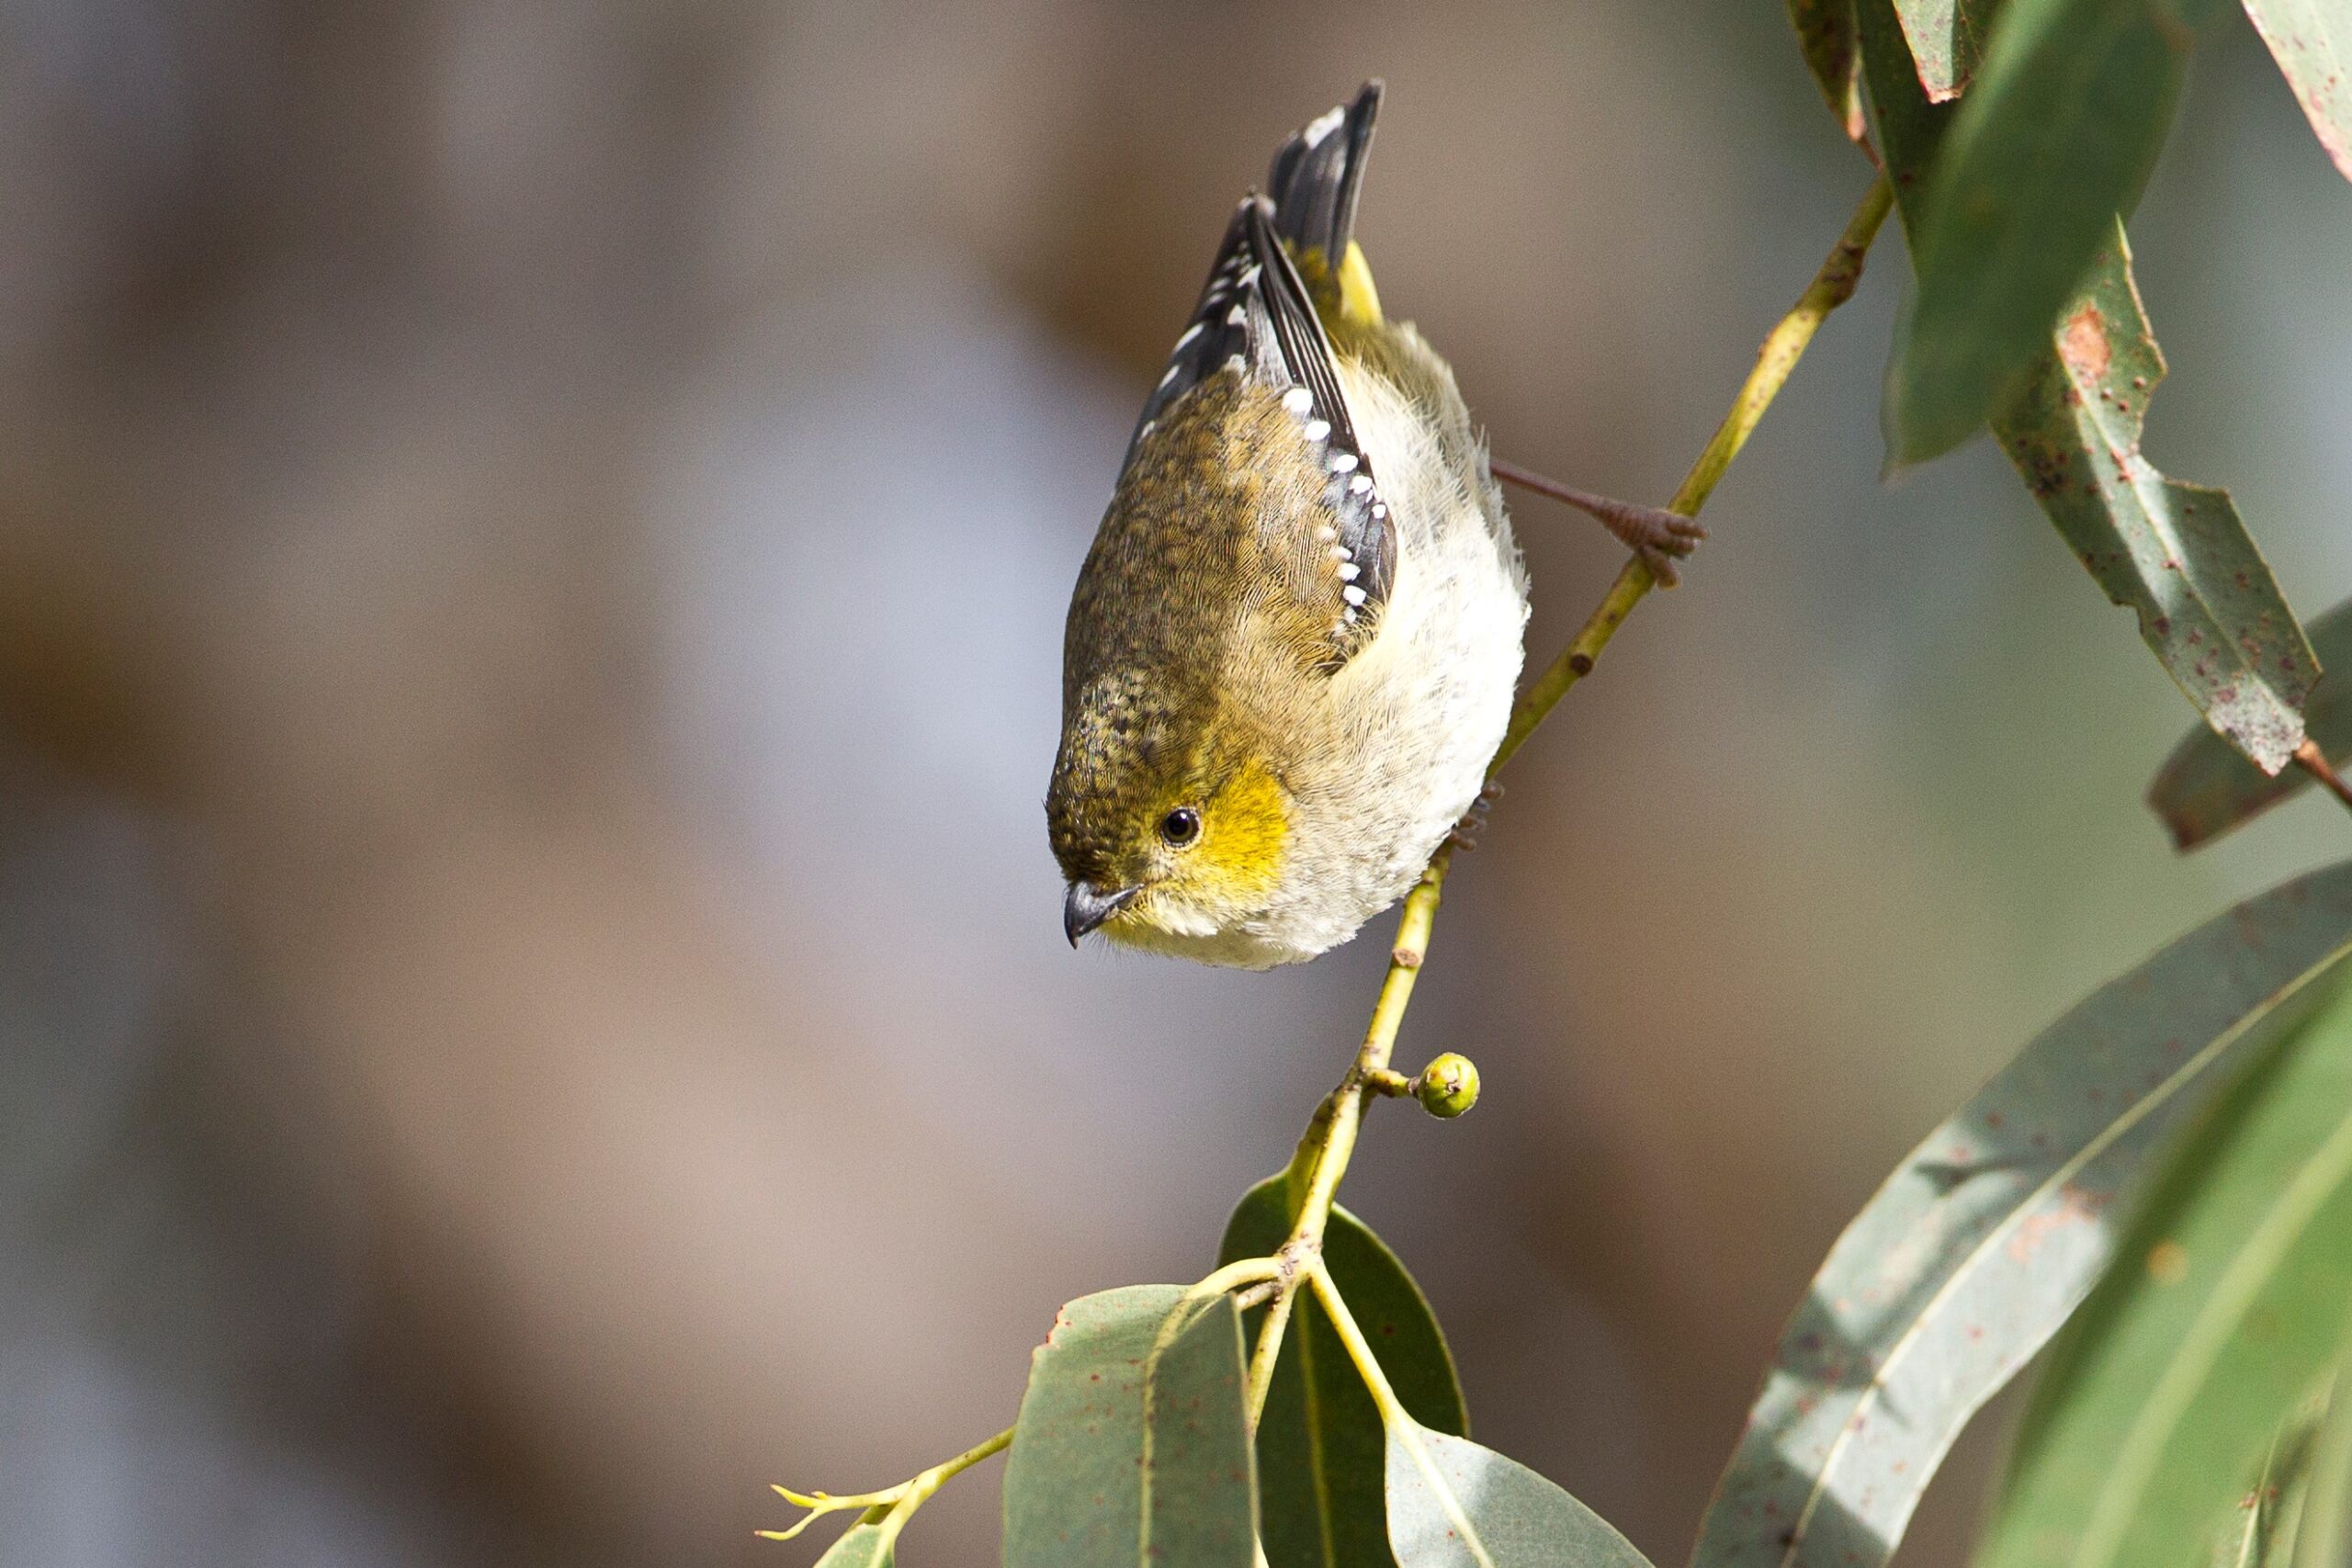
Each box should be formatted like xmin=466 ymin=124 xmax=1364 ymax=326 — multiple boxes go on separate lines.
xmin=1046 ymin=81 xmax=1701 ymax=968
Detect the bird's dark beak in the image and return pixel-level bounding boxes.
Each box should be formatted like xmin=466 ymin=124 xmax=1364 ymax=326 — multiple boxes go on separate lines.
xmin=1064 ymin=882 xmax=1142 ymax=946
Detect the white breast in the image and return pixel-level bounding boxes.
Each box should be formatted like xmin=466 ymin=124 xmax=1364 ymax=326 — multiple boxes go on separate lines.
xmin=1233 ymin=351 xmax=1531 ymax=966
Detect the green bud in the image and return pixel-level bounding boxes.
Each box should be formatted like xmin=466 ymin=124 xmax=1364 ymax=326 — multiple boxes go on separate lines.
xmin=1413 ymin=1053 xmax=1479 ymax=1118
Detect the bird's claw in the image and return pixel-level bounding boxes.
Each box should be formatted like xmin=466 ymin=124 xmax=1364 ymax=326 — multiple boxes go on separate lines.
xmin=1487 ymin=459 xmax=1705 ymax=585
xmin=1602 ymin=504 xmax=1705 ymax=588
xmin=1445 ymin=781 xmax=1505 ymax=852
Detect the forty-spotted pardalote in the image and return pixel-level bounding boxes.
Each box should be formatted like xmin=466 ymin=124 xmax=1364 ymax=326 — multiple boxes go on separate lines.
xmin=1047 ymin=82 xmax=1702 ymax=968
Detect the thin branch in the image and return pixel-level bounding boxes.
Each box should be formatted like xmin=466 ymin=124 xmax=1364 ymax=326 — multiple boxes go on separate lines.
xmin=762 ymin=1425 xmax=1012 ymax=1544
xmin=2296 ymin=738 xmax=2352 ymax=817
xmin=1492 ymin=173 xmax=1894 ymax=771
xmin=1185 ymin=1254 xmax=1284 ymax=1304
xmin=1243 ymin=854 xmax=1448 ymax=1427
xmin=1305 ymin=1261 xmax=1411 ymax=1427
xmin=1242 ymin=172 xmax=1896 ymax=1426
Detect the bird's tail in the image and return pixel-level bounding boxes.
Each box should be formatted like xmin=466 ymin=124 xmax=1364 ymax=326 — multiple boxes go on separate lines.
xmin=1264 ymin=81 xmax=1385 ymax=327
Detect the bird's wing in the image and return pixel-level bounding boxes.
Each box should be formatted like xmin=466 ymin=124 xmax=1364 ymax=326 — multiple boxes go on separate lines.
xmin=1122 ymin=195 xmax=1396 ymax=669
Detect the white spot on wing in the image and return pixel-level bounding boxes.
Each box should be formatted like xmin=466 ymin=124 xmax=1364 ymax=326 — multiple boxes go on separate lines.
xmin=1303 ymin=418 xmax=1330 ymax=443
xmin=1301 ymin=106 xmax=1345 ymax=148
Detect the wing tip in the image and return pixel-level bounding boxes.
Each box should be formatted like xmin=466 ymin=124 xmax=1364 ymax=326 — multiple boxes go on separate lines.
xmin=1266 ymin=81 xmax=1385 ymax=262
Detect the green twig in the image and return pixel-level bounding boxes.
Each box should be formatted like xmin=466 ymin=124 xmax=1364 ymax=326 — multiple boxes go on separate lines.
xmin=762 ymin=1425 xmax=1012 ymax=1547
xmin=1241 ymin=172 xmax=1895 ymax=1428
xmin=1492 ymin=172 xmax=1894 ymax=771
xmin=1307 ymin=1262 xmax=1491 ymax=1556
xmin=1305 ymin=1261 xmax=1410 ymax=1426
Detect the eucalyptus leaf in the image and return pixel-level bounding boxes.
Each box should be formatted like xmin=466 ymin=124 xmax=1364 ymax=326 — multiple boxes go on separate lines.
xmin=1861 ymin=0 xmax=2319 ymax=775
xmin=810 ymin=1522 xmax=894 ymax=1568
xmin=1989 ymin=226 xmax=2320 ymax=772
xmin=1145 ymin=1296 xmax=1260 ymax=1568
xmin=1690 ymin=860 xmax=2352 ymax=1568
xmin=2290 ymin=1364 xmax=2352 ymax=1568
xmin=2151 ymin=596 xmax=2352 ymax=850
xmin=1884 ymin=0 xmax=2224 ymax=464
xmin=1385 ymin=1419 xmax=1650 ymax=1568
xmin=1788 ymin=0 xmax=1871 ymax=146
xmin=2208 ymin=1392 xmax=2329 ymax=1568
xmin=2243 ymin=0 xmax=2352 ymax=183
xmin=1002 ymin=1284 xmax=1257 ymax=1568
xmin=1974 ymin=982 xmax=2352 ymax=1568
xmin=1861 ymin=0 xmax=1959 ymax=175
xmin=1893 ymin=0 xmax=1997 ymax=98
xmin=1219 ymin=1178 xmax=1466 ymax=1568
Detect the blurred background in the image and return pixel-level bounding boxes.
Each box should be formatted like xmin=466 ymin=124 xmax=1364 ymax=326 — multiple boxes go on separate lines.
xmin=2 ymin=3 xmax=2348 ymax=1564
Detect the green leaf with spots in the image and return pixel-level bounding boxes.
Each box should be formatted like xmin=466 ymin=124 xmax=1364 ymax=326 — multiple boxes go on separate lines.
xmin=1986 ymin=225 xmax=2319 ymax=773
xmin=1385 ymin=1419 xmax=1651 ymax=1568
xmin=1218 ymin=1178 xmax=1466 ymax=1568
xmin=1001 ymin=1284 xmax=1257 ymax=1568
xmin=2289 ymin=1364 xmax=2352 ymax=1568
xmin=1883 ymin=0 xmax=2223 ymax=464
xmin=2203 ymin=1392 xmax=2329 ymax=1568
xmin=1974 ymin=980 xmax=2352 ymax=1568
xmin=1893 ymin=0 xmax=1999 ymax=98
xmin=2151 ymin=596 xmax=2351 ymax=849
xmin=1860 ymin=0 xmax=2319 ymax=775
xmin=1689 ymin=859 xmax=2352 ymax=1568
xmin=1789 ymin=0 xmax=1872 ymax=147
xmin=2244 ymin=0 xmax=2352 ymax=184
xmin=1861 ymin=0 xmax=1961 ymax=175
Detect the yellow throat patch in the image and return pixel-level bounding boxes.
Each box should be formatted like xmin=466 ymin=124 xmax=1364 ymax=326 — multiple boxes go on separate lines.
xmin=1116 ymin=755 xmax=1291 ymax=940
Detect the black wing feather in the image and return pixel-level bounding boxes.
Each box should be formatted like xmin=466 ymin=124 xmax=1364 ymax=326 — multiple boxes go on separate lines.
xmin=1121 ymin=202 xmax=1270 ymax=460
xmin=1247 ymin=197 xmax=1394 ymax=656
xmin=1118 ymin=86 xmax=1396 ymax=666
xmin=1246 ymin=198 xmax=1357 ymax=460
xmin=1264 ymin=80 xmax=1381 ymax=265
xmin=1122 ymin=199 xmax=1394 ymax=661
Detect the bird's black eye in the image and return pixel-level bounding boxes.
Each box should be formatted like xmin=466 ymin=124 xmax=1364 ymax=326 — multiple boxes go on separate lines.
xmin=1159 ymin=807 xmax=1202 ymax=847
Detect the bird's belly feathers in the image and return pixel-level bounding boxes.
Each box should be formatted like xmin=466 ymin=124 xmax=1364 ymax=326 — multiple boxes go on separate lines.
xmin=1236 ymin=361 xmax=1529 ymax=967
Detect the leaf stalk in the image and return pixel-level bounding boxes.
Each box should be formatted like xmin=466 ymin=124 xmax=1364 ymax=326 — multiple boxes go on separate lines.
xmin=2296 ymin=739 xmax=2352 ymax=818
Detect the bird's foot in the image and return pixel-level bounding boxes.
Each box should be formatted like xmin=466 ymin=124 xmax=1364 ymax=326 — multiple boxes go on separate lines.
xmin=1489 ymin=457 xmax=1707 ymax=586
xmin=1581 ymin=496 xmax=1707 ymax=587
xmin=1445 ymin=781 xmax=1505 ymax=852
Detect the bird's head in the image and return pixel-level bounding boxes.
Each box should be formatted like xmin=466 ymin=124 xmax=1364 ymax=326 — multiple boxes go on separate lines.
xmin=1046 ymin=676 xmax=1292 ymax=951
